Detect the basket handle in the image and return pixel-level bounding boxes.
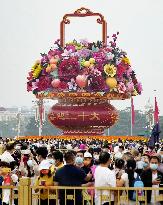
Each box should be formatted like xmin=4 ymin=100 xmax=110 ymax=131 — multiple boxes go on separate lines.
xmin=60 ymin=7 xmax=107 ymax=47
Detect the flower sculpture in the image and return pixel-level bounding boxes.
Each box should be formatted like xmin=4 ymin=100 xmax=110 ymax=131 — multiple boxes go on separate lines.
xmin=27 ymin=33 xmax=142 ymax=98
xmin=26 ymin=7 xmax=142 ymax=136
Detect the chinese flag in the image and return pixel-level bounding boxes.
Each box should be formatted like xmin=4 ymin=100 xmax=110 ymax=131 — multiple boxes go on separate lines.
xmin=154 ymin=97 xmax=159 ymax=123
xmin=131 ymin=97 xmax=135 ymax=126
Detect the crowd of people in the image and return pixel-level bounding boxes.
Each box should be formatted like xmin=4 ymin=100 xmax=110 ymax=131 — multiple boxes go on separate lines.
xmin=0 ymin=138 xmax=163 ymax=205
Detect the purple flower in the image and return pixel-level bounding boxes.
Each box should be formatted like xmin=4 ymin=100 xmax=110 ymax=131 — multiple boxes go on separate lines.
xmin=65 ymin=45 xmax=76 ymax=52
xmin=80 ymin=39 xmax=89 ymax=46
xmin=76 ymin=49 xmax=92 ymax=58
xmin=92 ymin=51 xmax=107 ymax=63
xmin=47 ymin=49 xmax=62 ymax=59
xmin=137 ymin=82 xmax=143 ymax=93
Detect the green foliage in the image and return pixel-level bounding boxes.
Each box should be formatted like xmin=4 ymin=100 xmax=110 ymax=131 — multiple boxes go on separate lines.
xmin=0 ymin=110 xmax=162 ymax=138
xmin=24 ymin=116 xmax=61 ymax=136
xmin=106 ymin=109 xmax=150 ymax=137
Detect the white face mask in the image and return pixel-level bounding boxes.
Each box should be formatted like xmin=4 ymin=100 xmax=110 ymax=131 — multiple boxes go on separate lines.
xmin=94 ymin=155 xmax=99 ymax=160
xmin=27 ymin=160 xmax=33 ymax=167
xmin=48 ymin=159 xmax=55 ymax=165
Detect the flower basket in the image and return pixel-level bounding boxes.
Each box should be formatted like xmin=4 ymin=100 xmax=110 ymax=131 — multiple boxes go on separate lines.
xmin=27 ymin=8 xmax=142 ymax=135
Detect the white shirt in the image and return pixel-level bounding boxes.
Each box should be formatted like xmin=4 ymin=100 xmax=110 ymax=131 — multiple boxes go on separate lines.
xmin=151 ymin=172 xmax=159 ymax=204
xmin=0 ymin=151 xmax=14 ymax=163
xmin=95 ymin=165 xmax=116 ymax=205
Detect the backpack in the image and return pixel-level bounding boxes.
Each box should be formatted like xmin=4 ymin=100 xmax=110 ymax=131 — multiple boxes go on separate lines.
xmin=132 ymin=174 xmax=144 ymax=201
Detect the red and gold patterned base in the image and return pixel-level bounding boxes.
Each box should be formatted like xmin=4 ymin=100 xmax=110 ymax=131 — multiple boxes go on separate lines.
xmin=48 ymin=98 xmax=119 ymax=135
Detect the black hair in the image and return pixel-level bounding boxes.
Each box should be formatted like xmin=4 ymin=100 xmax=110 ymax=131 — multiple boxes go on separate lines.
xmin=6 ymin=143 xmax=15 ymax=151
xmin=64 ymin=151 xmax=75 ymax=163
xmin=126 ymin=159 xmax=136 ymax=187
xmin=53 ymin=151 xmax=63 ymax=162
xmin=0 ymin=161 xmax=10 ymax=168
xmin=150 ymin=155 xmax=160 ymax=163
xmin=21 ymin=143 xmax=28 ymax=150
xmin=115 ymin=159 xmax=125 ymax=169
xmin=36 ymin=147 xmax=48 ymax=159
xmin=99 ymin=152 xmax=110 ymax=164
xmin=47 ymin=153 xmax=52 ymax=158
xmin=119 ymin=146 xmax=124 ymax=151
xmin=40 ymin=169 xmax=52 ymax=178
xmin=142 ymin=154 xmax=150 ymax=160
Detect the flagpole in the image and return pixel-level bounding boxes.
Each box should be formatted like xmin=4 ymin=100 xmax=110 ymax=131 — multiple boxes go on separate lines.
xmin=107 ymin=100 xmax=110 ymax=136
xmin=131 ymin=97 xmax=133 ymax=136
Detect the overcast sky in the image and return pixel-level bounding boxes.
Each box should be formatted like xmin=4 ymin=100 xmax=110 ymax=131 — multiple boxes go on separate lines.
xmin=0 ymin=0 xmax=163 ymax=114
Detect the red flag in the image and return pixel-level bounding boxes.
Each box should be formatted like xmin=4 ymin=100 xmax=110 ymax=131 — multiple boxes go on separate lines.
xmin=154 ymin=97 xmax=159 ymax=123
xmin=131 ymin=97 xmax=135 ymax=126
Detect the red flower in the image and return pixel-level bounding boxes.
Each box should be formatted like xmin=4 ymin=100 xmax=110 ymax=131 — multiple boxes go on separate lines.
xmin=37 ymin=76 xmax=52 ymax=91
xmin=58 ymin=57 xmax=80 ymax=82
xmin=88 ymin=75 xmax=106 ymax=91
xmin=27 ymin=82 xmax=33 ymax=92
xmin=59 ymin=81 xmax=68 ymax=90
xmin=117 ymin=63 xmax=126 ymax=78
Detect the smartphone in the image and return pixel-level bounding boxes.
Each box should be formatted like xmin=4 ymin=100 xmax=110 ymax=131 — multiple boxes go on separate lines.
xmin=156 ymin=175 xmax=162 ymax=181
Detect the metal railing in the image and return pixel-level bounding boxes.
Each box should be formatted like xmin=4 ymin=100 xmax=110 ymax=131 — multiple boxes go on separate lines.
xmin=1 ymin=178 xmax=163 ymax=205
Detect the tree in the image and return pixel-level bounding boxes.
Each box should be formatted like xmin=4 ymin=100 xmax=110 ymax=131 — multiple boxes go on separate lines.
xmin=107 ymin=109 xmax=147 ymax=136
xmin=24 ymin=116 xmax=61 ymax=136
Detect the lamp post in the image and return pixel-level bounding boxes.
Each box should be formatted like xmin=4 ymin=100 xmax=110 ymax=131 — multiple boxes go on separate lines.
xmin=144 ymin=99 xmax=154 ymax=137
xmin=16 ymin=108 xmax=21 ymax=137
xmin=34 ymin=99 xmax=45 ymax=136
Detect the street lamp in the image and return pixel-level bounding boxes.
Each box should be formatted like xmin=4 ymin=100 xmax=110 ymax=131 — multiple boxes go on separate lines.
xmin=33 ymin=99 xmax=45 ymax=136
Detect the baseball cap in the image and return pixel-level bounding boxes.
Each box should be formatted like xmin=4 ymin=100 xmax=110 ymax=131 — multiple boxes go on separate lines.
xmin=39 ymin=160 xmax=51 ymax=171
xmin=84 ymin=152 xmax=92 ymax=158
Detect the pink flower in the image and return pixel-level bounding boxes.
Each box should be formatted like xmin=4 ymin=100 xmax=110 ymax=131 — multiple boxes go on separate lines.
xmin=27 ymin=71 xmax=33 ymax=81
xmin=65 ymin=45 xmax=76 ymax=52
xmin=27 ymin=82 xmax=33 ymax=92
xmin=126 ymin=67 xmax=133 ymax=77
xmin=32 ymin=79 xmax=39 ymax=90
xmin=126 ymin=81 xmax=134 ymax=92
xmin=117 ymin=82 xmax=126 ymax=93
xmin=137 ymin=82 xmax=143 ymax=93
xmin=58 ymin=57 xmax=80 ymax=82
xmin=47 ymin=49 xmax=62 ymax=59
xmin=92 ymin=51 xmax=107 ymax=63
xmin=117 ymin=63 xmax=126 ymax=78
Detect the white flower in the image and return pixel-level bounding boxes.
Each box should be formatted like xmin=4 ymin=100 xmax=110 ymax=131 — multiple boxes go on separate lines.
xmin=107 ymin=52 xmax=114 ymax=60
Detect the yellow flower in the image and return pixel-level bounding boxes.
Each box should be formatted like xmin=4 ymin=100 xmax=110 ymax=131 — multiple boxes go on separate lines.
xmin=132 ymin=89 xmax=138 ymax=96
xmin=104 ymin=64 xmax=117 ymax=77
xmin=122 ymin=57 xmax=130 ymax=65
xmin=75 ymin=45 xmax=83 ymax=50
xmin=32 ymin=64 xmax=42 ymax=78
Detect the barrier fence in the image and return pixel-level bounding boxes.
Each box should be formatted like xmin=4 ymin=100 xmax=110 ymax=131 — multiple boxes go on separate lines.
xmin=1 ymin=178 xmax=163 ymax=205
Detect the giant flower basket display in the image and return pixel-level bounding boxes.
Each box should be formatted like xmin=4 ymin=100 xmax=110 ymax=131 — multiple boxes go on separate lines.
xmin=27 ymin=8 xmax=142 ymax=136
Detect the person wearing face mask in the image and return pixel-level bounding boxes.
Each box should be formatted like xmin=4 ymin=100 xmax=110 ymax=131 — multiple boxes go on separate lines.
xmin=93 ymin=151 xmax=100 ymax=165
xmin=52 ymin=151 xmax=64 ymax=169
xmin=141 ymin=155 xmax=163 ymax=205
xmin=141 ymin=154 xmax=150 ymax=171
xmin=47 ymin=153 xmax=55 ymax=165
xmin=34 ymin=160 xmax=55 ymax=205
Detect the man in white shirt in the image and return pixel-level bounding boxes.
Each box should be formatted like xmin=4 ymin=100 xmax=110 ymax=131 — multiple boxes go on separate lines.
xmin=95 ymin=152 xmax=116 ymax=205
